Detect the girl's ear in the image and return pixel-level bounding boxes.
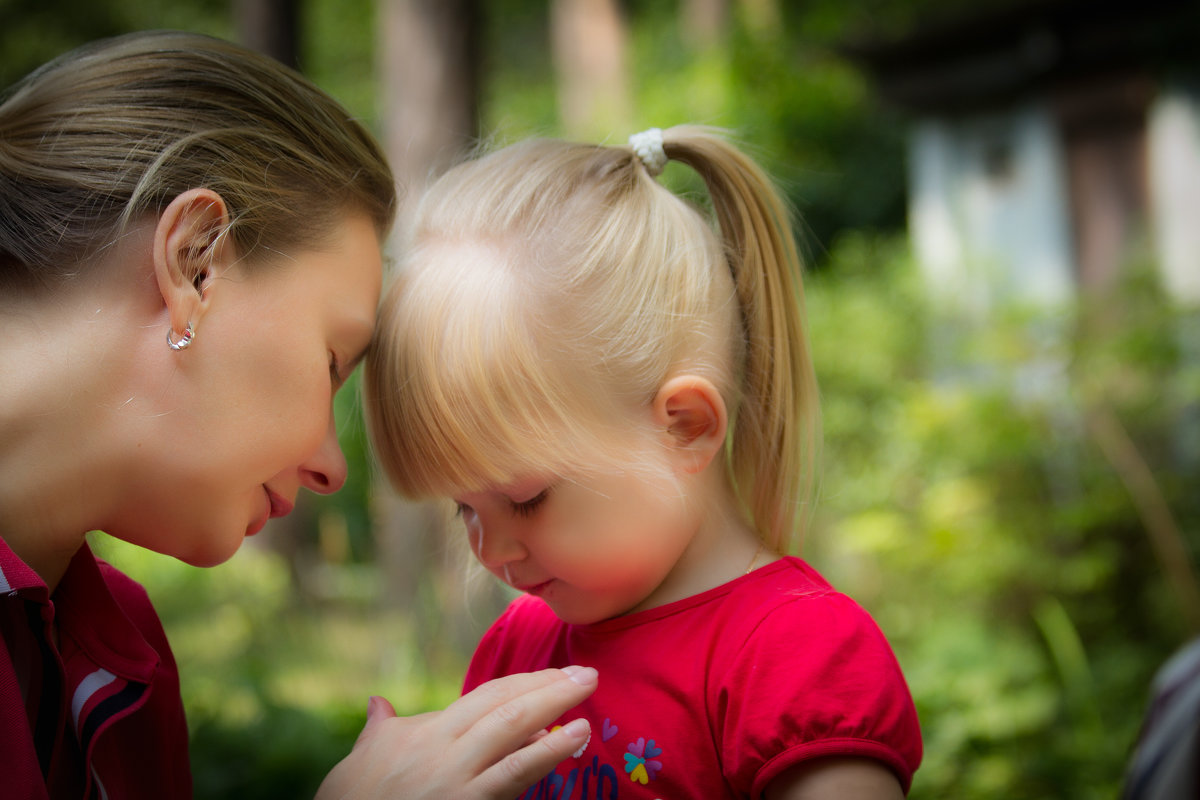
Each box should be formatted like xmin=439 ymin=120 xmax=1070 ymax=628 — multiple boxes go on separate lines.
xmin=152 ymin=189 xmax=233 ymax=338
xmin=652 ymin=375 xmax=728 ymax=474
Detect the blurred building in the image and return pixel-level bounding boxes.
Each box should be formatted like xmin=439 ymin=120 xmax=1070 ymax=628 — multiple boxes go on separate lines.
xmin=846 ymin=0 xmax=1200 ymax=310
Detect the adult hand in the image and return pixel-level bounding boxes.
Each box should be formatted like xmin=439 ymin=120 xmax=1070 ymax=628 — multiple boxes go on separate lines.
xmin=315 ymin=666 xmax=597 ymax=800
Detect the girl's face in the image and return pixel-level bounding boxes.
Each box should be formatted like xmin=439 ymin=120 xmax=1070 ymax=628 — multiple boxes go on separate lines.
xmin=453 ymin=446 xmax=705 ymax=624
xmin=110 ymin=213 xmax=382 ymax=567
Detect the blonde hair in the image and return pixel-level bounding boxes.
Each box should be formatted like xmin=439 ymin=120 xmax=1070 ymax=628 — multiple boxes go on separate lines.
xmin=0 ymin=30 xmax=395 ymax=290
xmin=366 ymin=126 xmax=818 ymax=553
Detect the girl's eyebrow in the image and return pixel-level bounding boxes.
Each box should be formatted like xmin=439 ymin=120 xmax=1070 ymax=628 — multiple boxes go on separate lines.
xmin=509 ymin=486 xmax=550 ymax=503
xmin=505 ymin=482 xmax=552 ymax=504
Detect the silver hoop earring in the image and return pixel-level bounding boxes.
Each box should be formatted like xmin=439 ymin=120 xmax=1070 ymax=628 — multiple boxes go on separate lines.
xmin=167 ymin=322 xmax=195 ymax=351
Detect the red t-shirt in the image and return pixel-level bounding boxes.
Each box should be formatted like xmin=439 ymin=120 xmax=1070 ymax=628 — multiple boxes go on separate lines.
xmin=0 ymin=538 xmax=192 ymax=799
xmin=465 ymin=557 xmax=922 ymax=799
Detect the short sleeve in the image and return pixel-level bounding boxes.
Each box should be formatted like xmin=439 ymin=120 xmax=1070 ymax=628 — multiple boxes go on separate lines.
xmin=713 ymin=592 xmax=923 ymax=797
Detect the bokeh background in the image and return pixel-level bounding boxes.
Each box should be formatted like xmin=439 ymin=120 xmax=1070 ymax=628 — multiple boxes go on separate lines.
xmin=4 ymin=0 xmax=1198 ymax=797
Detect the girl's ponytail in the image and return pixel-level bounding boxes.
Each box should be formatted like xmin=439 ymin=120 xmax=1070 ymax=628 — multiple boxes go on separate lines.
xmin=663 ymin=126 xmax=819 ymax=553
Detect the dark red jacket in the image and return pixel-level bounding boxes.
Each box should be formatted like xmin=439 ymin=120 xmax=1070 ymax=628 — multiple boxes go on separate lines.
xmin=1 ymin=538 xmax=192 ymax=799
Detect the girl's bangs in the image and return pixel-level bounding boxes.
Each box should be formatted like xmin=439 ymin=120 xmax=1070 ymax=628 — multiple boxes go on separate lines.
xmin=373 ymin=266 xmax=614 ymax=497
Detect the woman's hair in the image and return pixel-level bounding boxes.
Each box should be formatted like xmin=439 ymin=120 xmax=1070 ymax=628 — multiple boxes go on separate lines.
xmin=0 ymin=30 xmax=395 ymax=290
xmin=366 ymin=126 xmax=818 ymax=553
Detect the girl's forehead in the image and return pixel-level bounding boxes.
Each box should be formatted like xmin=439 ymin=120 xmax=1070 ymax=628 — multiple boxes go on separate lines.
xmin=493 ymin=474 xmax=552 ymax=495
xmin=456 ymin=474 xmax=552 ymax=502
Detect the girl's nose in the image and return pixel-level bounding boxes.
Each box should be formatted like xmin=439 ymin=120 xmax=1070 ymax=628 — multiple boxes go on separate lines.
xmin=300 ymin=414 xmax=348 ymax=495
xmin=468 ymin=515 xmax=528 ymax=570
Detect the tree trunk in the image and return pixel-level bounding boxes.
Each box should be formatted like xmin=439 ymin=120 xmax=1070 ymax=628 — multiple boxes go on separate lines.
xmin=683 ymin=0 xmax=729 ymax=49
xmin=235 ymin=0 xmax=301 ymax=69
xmin=375 ymin=0 xmax=504 ymax=665
xmin=380 ymin=0 xmax=480 ymax=220
xmin=550 ymin=0 xmax=631 ymax=139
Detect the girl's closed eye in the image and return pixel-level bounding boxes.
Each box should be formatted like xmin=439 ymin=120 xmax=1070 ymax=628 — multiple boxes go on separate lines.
xmin=510 ymin=488 xmax=550 ymax=518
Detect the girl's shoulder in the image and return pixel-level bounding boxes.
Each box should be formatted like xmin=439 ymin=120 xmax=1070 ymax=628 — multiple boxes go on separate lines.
xmin=723 ymin=556 xmax=842 ymax=615
xmin=755 ymin=555 xmax=837 ymax=593
xmin=719 ymin=557 xmax=900 ymax=665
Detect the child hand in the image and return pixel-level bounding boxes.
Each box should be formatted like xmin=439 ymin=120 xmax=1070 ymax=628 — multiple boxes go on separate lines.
xmin=315 ymin=666 xmax=597 ymax=799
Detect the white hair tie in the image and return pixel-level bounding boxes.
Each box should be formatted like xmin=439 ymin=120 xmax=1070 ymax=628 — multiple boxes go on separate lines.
xmin=629 ymin=127 xmax=667 ymax=177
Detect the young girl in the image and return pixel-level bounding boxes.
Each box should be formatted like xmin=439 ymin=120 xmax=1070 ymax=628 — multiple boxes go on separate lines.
xmin=365 ymin=126 xmax=922 ymax=798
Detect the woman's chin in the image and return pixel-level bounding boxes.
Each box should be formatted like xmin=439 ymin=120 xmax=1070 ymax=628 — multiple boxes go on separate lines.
xmin=176 ymin=531 xmax=247 ymax=568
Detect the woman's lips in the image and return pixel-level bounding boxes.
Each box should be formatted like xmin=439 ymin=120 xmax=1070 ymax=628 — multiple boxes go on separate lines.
xmin=267 ymin=489 xmax=294 ymax=519
xmin=248 ymin=489 xmax=294 ymax=537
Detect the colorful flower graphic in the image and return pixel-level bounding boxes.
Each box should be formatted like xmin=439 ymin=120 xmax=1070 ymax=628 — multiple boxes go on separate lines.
xmin=623 ymin=737 xmax=663 ymax=784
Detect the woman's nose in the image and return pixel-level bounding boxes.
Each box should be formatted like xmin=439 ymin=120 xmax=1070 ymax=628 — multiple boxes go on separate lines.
xmin=300 ymin=414 xmax=348 ymax=495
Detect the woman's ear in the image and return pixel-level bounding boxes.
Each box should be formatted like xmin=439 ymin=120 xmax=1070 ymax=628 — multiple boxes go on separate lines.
xmin=652 ymin=375 xmax=728 ymax=474
xmin=153 ymin=189 xmax=233 ymax=340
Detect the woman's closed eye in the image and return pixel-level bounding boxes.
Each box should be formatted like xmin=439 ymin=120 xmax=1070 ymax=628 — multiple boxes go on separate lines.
xmin=328 ymin=352 xmax=344 ymax=389
xmin=330 ymin=344 xmax=369 ymax=392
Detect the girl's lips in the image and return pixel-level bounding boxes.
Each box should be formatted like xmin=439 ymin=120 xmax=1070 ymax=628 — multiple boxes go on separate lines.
xmin=518 ymin=579 xmax=554 ymax=597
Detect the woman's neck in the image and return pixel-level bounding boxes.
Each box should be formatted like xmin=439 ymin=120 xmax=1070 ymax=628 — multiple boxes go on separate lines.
xmin=0 ymin=278 xmax=139 ymax=591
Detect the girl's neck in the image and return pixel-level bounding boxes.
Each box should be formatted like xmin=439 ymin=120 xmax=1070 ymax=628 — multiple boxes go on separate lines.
xmin=628 ymin=471 xmax=778 ymax=615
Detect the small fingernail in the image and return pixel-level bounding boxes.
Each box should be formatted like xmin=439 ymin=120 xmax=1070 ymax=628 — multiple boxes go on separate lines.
xmin=562 ymin=665 xmax=598 ymax=686
xmin=366 ymin=695 xmax=384 ymax=719
xmin=563 ymin=718 xmax=590 ymax=740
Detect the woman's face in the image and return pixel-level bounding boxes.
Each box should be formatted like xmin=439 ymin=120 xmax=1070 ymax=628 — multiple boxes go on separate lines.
xmin=112 ymin=213 xmax=383 ymax=566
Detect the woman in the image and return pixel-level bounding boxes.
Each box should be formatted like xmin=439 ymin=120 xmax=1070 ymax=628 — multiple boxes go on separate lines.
xmin=0 ymin=30 xmax=594 ymax=800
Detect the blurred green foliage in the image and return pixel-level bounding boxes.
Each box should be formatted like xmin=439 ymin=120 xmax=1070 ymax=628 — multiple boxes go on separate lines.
xmin=9 ymin=1 xmax=1199 ymax=798
xmin=482 ymin=0 xmax=912 ymax=263
xmin=0 ymin=0 xmax=231 ymax=88
xmin=92 ymin=532 xmax=465 ymax=798
xmin=805 ymin=234 xmax=1197 ymax=799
